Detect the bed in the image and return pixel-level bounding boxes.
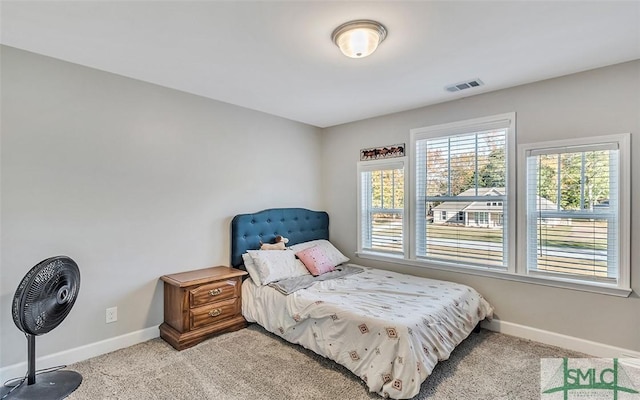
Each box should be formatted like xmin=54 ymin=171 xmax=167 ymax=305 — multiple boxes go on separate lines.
xmin=231 ymin=208 xmax=493 ymax=399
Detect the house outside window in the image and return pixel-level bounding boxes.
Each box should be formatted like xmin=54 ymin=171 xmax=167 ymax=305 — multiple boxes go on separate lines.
xmin=432 ymin=187 xmax=507 ymax=228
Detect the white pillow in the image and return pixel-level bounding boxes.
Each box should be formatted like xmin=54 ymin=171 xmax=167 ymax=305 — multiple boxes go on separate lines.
xmin=247 ymin=250 xmax=309 ymax=285
xmin=242 ymin=253 xmax=263 ymax=286
xmin=288 ymin=239 xmax=350 ymax=267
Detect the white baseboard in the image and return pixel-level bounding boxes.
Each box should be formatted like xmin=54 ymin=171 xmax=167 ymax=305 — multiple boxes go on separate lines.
xmin=481 ymin=319 xmax=640 ymax=359
xmin=3 ymin=320 xmax=638 ymax=383
xmin=0 ymin=326 xmax=159 ymax=382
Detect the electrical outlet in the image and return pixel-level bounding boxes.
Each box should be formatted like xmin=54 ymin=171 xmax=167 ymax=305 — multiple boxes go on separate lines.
xmin=106 ymin=307 xmax=117 ymax=323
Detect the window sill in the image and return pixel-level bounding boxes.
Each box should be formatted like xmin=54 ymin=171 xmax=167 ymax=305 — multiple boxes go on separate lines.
xmin=355 ymin=252 xmax=632 ymax=298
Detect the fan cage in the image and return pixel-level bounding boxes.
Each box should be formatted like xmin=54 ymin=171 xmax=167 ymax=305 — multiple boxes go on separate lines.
xmin=12 ymin=256 xmax=80 ymax=336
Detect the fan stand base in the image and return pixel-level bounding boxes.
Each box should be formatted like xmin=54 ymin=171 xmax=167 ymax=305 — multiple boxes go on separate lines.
xmin=0 ymin=370 xmax=82 ymax=400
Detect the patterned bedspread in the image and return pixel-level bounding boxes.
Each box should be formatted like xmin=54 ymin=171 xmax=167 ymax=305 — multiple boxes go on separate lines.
xmin=242 ymin=266 xmax=493 ymax=399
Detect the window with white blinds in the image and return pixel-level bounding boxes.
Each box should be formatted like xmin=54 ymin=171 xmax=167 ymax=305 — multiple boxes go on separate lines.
xmin=412 ymin=114 xmax=515 ymax=270
xmin=358 ymin=160 xmax=405 ymax=256
xmin=524 ymin=137 xmax=628 ymax=287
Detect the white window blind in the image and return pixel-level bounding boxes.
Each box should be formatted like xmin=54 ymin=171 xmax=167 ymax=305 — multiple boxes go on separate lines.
xmin=526 ymin=144 xmax=620 ymax=284
xmin=415 ymin=120 xmax=511 ymax=269
xmin=359 ymin=161 xmax=405 ymax=255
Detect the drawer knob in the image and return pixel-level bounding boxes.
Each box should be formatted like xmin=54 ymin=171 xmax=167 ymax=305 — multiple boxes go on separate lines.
xmin=208 ymin=309 xmax=222 ymax=317
xmin=208 ymin=288 xmax=223 ymax=296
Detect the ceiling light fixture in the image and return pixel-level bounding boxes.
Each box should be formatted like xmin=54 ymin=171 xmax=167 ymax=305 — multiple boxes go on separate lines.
xmin=331 ymin=19 xmax=387 ymax=59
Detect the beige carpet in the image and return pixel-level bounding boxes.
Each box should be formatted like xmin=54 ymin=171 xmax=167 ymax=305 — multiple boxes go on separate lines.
xmin=67 ymin=324 xmax=582 ymax=400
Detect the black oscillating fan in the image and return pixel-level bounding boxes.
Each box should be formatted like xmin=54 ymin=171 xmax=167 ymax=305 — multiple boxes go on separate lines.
xmin=1 ymin=256 xmax=82 ymax=400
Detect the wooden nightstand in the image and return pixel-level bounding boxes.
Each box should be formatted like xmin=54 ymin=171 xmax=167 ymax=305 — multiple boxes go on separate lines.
xmin=159 ymin=266 xmax=248 ymax=350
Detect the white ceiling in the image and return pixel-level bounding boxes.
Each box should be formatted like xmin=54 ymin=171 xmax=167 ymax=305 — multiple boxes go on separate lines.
xmin=2 ymin=1 xmax=639 ymax=128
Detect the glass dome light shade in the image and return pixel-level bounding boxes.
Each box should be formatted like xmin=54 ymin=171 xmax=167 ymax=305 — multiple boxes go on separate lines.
xmin=332 ymin=20 xmax=387 ymax=59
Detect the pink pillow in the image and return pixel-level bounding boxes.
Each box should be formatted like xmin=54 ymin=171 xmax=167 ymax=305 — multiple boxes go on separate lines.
xmin=295 ymin=246 xmax=336 ymax=276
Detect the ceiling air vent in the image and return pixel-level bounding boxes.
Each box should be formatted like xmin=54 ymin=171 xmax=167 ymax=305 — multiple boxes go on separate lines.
xmin=445 ymin=78 xmax=484 ymax=93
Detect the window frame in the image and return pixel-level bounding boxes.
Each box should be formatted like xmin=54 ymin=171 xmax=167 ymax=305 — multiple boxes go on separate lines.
xmin=357 ymin=157 xmax=408 ymax=258
xmin=517 ymin=133 xmax=631 ymax=294
xmin=409 ymin=112 xmax=517 ymax=273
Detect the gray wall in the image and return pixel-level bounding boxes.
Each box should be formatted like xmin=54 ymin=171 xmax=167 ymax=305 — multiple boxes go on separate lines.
xmin=0 ymin=46 xmax=323 ymax=368
xmin=322 ymin=60 xmax=640 ymax=351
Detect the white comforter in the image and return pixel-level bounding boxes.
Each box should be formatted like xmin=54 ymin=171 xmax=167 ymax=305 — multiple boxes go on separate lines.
xmin=242 ymin=266 xmax=493 ymax=399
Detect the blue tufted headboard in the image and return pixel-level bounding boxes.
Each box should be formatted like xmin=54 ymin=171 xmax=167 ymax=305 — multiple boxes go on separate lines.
xmin=230 ymin=208 xmax=329 ymax=269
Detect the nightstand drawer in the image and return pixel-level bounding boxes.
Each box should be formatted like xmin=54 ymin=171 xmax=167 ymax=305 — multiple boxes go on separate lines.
xmin=190 ymin=297 xmax=241 ymax=330
xmin=189 ymin=278 xmax=239 ymax=307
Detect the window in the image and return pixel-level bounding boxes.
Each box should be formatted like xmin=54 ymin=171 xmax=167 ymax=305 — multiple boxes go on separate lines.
xmin=440 ymin=211 xmax=447 ymax=221
xmin=358 ymin=159 xmax=406 ymax=256
xmin=522 ymin=134 xmax=630 ymax=290
xmin=476 ymin=212 xmax=489 ymax=225
xmin=412 ymin=113 xmax=515 ymax=270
